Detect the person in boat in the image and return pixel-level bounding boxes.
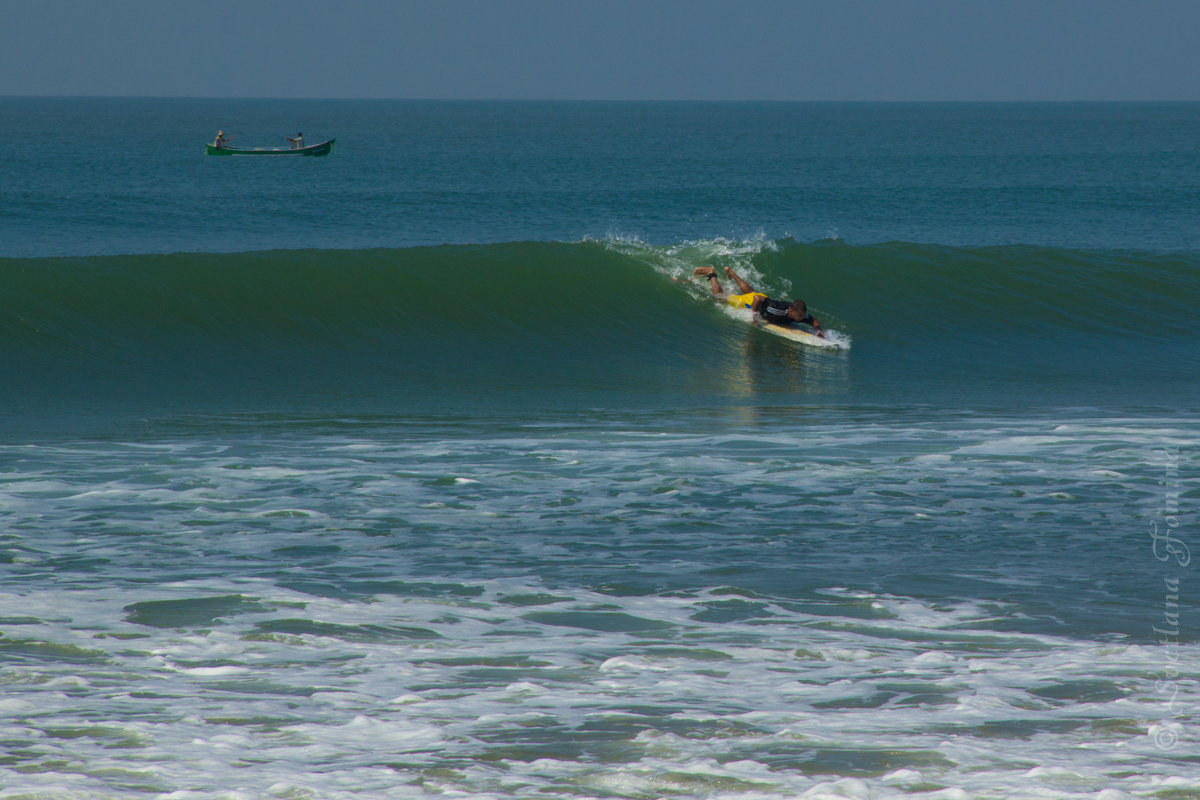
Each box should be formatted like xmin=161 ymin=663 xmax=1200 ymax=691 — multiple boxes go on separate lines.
xmin=693 ymin=265 xmax=824 ymax=337
xmin=214 ymin=130 xmax=227 ymax=148
xmin=286 ymin=132 xmax=304 ymax=149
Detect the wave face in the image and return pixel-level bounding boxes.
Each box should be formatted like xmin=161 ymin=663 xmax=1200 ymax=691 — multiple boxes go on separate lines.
xmin=2 ymin=239 xmax=1198 ymax=421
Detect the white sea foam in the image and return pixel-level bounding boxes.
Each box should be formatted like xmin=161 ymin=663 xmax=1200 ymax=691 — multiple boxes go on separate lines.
xmin=1 ymin=573 xmax=1192 ymax=797
xmin=0 ymin=413 xmax=1195 ymax=797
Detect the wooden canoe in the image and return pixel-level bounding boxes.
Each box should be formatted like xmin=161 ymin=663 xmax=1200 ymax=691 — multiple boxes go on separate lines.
xmin=206 ymin=138 xmax=335 ymax=156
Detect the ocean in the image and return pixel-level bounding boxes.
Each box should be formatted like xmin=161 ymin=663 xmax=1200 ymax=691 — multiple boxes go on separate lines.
xmin=0 ymin=98 xmax=1197 ymax=799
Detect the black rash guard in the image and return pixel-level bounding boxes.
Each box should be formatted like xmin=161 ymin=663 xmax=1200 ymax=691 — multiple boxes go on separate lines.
xmin=758 ymin=298 xmax=815 ymax=327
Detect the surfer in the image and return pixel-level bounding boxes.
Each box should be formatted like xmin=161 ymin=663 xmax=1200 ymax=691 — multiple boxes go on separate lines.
xmin=694 ymin=266 xmax=824 ymax=337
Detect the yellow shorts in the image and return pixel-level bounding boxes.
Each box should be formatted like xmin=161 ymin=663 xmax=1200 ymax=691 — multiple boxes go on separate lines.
xmin=728 ymin=292 xmax=766 ymax=309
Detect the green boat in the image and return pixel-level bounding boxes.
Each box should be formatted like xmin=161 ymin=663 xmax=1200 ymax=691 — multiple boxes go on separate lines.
xmin=206 ymin=138 xmax=335 ymax=156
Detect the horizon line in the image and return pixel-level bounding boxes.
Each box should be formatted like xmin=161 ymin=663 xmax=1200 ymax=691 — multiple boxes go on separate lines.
xmin=4 ymin=94 xmax=1200 ymax=104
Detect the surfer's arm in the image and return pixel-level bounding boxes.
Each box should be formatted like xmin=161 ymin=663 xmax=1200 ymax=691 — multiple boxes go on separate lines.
xmin=748 ymin=294 xmax=766 ymax=326
xmin=805 ymin=315 xmax=826 ymax=338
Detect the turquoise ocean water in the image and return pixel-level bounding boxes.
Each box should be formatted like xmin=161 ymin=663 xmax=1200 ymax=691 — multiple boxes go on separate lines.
xmin=1 ymin=99 xmax=1198 ymax=798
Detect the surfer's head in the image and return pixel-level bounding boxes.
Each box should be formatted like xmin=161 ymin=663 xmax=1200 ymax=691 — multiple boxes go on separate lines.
xmin=786 ymin=300 xmax=808 ymax=322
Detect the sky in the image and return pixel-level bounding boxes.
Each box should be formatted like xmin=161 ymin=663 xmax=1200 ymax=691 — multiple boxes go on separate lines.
xmin=1 ymin=0 xmax=1197 ymax=101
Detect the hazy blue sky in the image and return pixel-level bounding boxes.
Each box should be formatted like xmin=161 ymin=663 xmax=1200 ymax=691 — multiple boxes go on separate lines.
xmin=2 ymin=0 xmax=1197 ymax=100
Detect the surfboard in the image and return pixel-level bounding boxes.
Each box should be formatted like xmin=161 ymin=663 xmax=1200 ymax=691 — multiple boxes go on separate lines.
xmin=762 ymin=322 xmax=847 ymax=349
